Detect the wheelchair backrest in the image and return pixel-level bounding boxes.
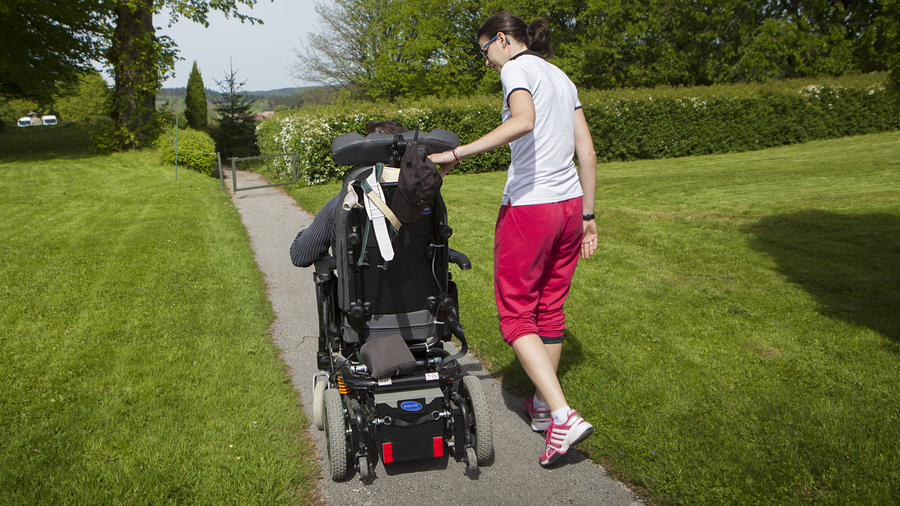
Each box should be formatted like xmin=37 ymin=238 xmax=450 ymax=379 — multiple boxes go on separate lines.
xmin=333 ymin=166 xmax=452 ymax=344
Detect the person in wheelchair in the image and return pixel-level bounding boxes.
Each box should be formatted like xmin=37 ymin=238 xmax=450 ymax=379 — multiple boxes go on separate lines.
xmin=296 ymin=123 xmax=490 ymax=481
xmin=290 ymin=120 xmax=410 ymax=268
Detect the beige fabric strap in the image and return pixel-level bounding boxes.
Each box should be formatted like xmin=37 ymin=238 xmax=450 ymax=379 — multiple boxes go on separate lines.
xmin=365 ymin=190 xmax=402 ymax=231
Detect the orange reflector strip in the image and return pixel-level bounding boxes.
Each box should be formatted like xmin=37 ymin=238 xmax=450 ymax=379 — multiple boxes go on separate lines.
xmin=433 ymin=437 xmax=443 ymax=457
xmin=382 ymin=443 xmax=393 ymax=463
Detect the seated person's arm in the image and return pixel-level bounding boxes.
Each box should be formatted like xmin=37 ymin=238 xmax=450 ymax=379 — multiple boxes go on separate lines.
xmin=289 ymin=195 xmax=339 ymax=267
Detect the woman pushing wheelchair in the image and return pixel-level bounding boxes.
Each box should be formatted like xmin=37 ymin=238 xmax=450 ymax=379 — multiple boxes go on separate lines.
xmin=429 ymin=12 xmax=598 ymax=467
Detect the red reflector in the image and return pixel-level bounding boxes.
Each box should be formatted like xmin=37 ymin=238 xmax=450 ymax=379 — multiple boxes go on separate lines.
xmin=382 ymin=443 xmax=393 ymax=463
xmin=433 ymin=437 xmax=443 ymax=457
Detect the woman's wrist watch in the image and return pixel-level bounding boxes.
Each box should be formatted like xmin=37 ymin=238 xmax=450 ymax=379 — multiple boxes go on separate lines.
xmin=583 ymin=213 xmax=595 ymax=221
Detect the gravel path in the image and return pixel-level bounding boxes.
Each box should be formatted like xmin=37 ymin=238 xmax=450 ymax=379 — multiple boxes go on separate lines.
xmin=226 ymin=169 xmax=642 ymax=505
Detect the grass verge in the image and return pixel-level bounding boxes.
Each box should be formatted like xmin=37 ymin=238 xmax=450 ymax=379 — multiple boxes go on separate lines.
xmin=0 ymin=127 xmax=319 ymax=504
xmin=285 ymin=131 xmax=900 ymax=505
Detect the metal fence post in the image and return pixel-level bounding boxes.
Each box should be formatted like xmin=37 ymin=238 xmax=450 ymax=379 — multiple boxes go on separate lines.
xmin=231 ymin=157 xmax=238 ymax=194
xmin=218 ymin=153 xmax=225 ymax=192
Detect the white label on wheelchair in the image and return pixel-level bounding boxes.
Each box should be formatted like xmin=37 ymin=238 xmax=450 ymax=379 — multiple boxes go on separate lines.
xmin=363 ymin=172 xmax=394 ymax=262
xmin=426 ymin=372 xmax=439 ymax=381
xmin=378 ymin=378 xmax=393 ymax=386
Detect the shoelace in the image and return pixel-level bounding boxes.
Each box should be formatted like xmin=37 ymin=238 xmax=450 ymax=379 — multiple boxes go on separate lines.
xmin=543 ymin=423 xmax=562 ymax=449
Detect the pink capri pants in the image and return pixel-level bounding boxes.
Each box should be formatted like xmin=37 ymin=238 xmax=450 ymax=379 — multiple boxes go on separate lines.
xmin=494 ymin=196 xmax=583 ymax=345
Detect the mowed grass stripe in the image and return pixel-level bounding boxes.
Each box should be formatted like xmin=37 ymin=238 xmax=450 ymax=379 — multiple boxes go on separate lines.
xmin=1 ymin=148 xmax=318 ymax=505
xmin=284 ymin=131 xmax=899 ymax=504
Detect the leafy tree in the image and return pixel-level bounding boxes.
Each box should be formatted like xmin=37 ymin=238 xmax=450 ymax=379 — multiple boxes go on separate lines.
xmin=769 ymin=0 xmax=887 ymax=74
xmin=0 ymin=1 xmax=106 ymax=102
xmin=0 ymin=98 xmax=38 ymax=128
xmin=885 ymin=0 xmax=900 ymax=90
xmin=54 ymin=71 xmax=111 ymax=123
xmin=213 ymin=64 xmax=258 ymax=159
xmin=105 ymin=0 xmax=262 ymax=149
xmin=291 ymin=0 xmax=487 ymax=101
xmin=483 ymin=0 xmax=889 ymax=89
xmin=0 ymin=0 xmax=107 ymax=131
xmin=184 ymin=61 xmax=208 ymax=130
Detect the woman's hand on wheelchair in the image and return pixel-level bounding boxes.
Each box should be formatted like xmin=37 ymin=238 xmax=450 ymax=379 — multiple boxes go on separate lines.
xmin=428 ymin=151 xmax=457 ymax=176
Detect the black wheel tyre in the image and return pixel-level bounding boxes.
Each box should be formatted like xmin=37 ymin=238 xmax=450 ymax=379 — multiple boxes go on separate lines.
xmin=323 ymin=388 xmax=349 ymax=480
xmin=461 ymin=375 xmax=493 ymax=464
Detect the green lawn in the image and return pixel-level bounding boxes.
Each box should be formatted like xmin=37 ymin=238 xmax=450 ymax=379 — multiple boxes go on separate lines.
xmin=285 ymin=131 xmax=900 ymax=505
xmin=0 ymin=125 xmax=319 ymax=505
xmin=4 ymin=123 xmax=899 ymax=505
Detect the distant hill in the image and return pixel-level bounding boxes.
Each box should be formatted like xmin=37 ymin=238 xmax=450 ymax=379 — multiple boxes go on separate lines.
xmin=156 ymin=86 xmax=315 ymax=114
xmin=157 ymin=87 xmax=310 ymax=101
xmin=247 ymin=87 xmax=310 ymax=98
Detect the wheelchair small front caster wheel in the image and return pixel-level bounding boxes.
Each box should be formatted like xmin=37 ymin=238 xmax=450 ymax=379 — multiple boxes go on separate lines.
xmin=313 ymin=378 xmax=327 ymax=430
xmin=358 ymin=455 xmax=370 ymax=481
xmin=465 ymin=447 xmax=478 ymax=472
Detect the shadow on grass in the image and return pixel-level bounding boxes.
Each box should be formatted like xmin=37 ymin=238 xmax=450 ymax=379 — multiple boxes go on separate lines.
xmin=744 ymin=210 xmax=900 ymax=345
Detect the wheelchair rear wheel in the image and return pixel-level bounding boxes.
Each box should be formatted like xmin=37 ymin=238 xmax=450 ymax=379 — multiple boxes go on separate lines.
xmin=324 ymin=388 xmax=349 ymax=480
xmin=460 ymin=375 xmax=493 ymax=465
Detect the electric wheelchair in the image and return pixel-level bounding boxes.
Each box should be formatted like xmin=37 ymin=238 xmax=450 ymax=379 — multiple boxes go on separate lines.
xmin=310 ymin=128 xmax=493 ymax=481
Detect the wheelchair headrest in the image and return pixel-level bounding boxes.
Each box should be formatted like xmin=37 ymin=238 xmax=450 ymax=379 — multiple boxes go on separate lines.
xmin=332 ymin=129 xmax=460 ymax=167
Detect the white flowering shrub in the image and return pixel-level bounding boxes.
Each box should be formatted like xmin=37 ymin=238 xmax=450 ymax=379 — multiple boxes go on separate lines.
xmin=256 ymin=100 xmax=509 ymax=184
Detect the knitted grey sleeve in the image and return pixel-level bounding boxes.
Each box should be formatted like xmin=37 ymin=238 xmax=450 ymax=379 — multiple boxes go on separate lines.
xmin=289 ymin=194 xmax=340 ymax=267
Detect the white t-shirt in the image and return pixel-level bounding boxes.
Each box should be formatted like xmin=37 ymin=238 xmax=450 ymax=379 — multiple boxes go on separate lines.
xmin=500 ymin=51 xmax=584 ymax=206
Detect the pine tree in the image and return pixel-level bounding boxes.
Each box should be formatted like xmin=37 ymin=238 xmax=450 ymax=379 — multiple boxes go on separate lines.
xmin=212 ymin=63 xmax=257 ymax=159
xmin=184 ymin=61 xmax=208 ymax=130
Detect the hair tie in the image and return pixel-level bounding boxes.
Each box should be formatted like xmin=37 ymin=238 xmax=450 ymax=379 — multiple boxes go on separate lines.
xmin=526 ymin=23 xmax=531 ymax=30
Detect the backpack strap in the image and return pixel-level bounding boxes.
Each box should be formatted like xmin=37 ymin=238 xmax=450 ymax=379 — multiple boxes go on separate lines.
xmin=355 ymin=164 xmax=402 ymax=267
xmin=359 ymin=164 xmax=396 ymax=263
xmin=360 ymin=164 xmax=401 ymax=231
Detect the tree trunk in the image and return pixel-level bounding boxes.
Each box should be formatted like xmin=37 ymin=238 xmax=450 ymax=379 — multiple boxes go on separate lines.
xmin=109 ymin=0 xmax=157 ymax=148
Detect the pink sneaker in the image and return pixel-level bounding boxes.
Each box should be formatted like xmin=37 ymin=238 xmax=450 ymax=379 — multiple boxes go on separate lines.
xmin=539 ymin=410 xmax=594 ymax=466
xmin=524 ymin=395 xmax=552 ymax=432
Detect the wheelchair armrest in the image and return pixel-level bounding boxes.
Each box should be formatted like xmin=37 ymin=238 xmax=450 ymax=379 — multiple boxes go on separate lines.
xmin=448 ymin=249 xmax=471 ymax=271
xmin=314 ymin=256 xmax=337 ymax=281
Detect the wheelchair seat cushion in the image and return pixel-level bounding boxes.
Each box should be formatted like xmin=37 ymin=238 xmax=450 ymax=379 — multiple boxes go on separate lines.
xmin=360 ymin=334 xmax=416 ymax=379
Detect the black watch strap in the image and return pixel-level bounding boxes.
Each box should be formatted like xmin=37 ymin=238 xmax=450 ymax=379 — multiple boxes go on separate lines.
xmin=583 ymin=213 xmax=595 ymax=221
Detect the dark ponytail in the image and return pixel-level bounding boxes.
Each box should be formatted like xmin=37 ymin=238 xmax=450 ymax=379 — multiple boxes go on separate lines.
xmin=476 ymin=12 xmax=553 ymax=59
xmin=525 ymin=19 xmax=553 ymax=58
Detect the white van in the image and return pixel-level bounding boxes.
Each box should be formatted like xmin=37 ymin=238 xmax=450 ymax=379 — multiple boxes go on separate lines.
xmin=41 ymin=115 xmax=58 ymax=126
xmin=18 ymin=117 xmax=32 ymax=127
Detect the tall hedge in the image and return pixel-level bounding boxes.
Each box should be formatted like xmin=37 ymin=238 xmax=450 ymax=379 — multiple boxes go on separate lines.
xmin=585 ymin=85 xmax=900 ymax=162
xmin=257 ymin=79 xmax=900 ymax=185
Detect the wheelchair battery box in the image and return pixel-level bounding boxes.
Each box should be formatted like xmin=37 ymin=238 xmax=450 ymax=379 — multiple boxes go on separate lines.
xmin=375 ymin=386 xmax=445 ymax=463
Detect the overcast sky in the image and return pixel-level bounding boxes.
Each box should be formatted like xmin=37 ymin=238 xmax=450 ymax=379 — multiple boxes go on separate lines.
xmin=154 ymin=0 xmax=321 ymax=92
